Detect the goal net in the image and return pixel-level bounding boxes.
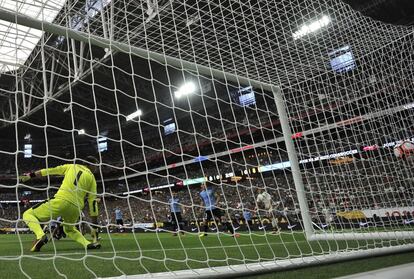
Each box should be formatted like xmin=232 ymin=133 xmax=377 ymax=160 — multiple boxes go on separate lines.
xmin=0 ymin=0 xmax=413 ymax=278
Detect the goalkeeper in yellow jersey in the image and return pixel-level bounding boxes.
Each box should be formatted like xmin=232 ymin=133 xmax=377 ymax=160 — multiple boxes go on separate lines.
xmin=21 ymin=156 xmax=101 ymax=252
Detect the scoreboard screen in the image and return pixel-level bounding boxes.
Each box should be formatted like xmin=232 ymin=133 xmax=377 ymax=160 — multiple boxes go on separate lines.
xmin=164 ymin=118 xmax=176 ymax=135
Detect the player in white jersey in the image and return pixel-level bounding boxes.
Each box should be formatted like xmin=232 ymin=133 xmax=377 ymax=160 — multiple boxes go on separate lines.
xmin=256 ymin=188 xmax=280 ymax=234
xmin=256 ymin=191 xmax=273 ymax=210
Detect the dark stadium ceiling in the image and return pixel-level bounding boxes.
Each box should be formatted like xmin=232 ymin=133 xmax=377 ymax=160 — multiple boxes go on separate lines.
xmin=0 ymin=0 xmax=412 ymax=141
xmin=343 ymin=0 xmax=414 ymax=26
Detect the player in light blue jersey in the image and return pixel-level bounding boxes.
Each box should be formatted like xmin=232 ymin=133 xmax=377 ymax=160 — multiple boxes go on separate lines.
xmin=243 ymin=207 xmax=253 ymax=231
xmin=169 ymin=191 xmax=185 ymax=236
xmin=115 ymin=207 xmax=124 ymax=232
xmin=199 ymin=182 xmax=239 ymax=237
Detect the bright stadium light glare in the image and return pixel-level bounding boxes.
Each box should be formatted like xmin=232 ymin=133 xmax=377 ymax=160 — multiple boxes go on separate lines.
xmin=174 ymin=82 xmax=196 ymax=99
xmin=0 ymin=0 xmax=67 ymax=72
xmin=293 ymin=15 xmax=331 ymax=40
xmin=126 ymin=109 xmax=143 ymax=121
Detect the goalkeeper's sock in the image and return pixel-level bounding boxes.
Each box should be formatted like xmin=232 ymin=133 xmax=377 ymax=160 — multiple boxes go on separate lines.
xmin=226 ymin=222 xmax=234 ymax=234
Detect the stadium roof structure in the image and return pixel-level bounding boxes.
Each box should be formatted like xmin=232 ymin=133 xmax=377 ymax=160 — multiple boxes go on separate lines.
xmin=0 ymin=0 xmax=66 ymax=72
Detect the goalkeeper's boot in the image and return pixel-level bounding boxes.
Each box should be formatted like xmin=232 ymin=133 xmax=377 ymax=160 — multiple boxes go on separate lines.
xmin=199 ymin=233 xmax=208 ymax=237
xmin=30 ymin=235 xmax=48 ymax=252
xmin=87 ymin=242 xmax=101 ymax=250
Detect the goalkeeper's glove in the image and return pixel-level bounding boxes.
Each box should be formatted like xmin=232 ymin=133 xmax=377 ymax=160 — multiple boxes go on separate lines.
xmin=20 ymin=172 xmax=36 ymax=183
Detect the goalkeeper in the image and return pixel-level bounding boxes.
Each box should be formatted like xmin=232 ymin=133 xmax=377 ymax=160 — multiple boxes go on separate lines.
xmin=21 ymin=156 xmax=101 ymax=252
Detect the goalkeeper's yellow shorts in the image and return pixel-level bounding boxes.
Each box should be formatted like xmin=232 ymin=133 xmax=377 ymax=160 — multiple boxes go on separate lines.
xmin=30 ymin=198 xmax=81 ymax=224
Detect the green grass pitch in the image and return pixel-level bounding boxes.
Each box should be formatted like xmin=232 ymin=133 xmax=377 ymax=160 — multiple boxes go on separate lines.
xmin=0 ymin=231 xmax=411 ymax=278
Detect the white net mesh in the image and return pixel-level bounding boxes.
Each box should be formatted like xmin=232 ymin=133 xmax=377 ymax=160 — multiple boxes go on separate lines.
xmin=0 ymin=0 xmax=413 ymax=278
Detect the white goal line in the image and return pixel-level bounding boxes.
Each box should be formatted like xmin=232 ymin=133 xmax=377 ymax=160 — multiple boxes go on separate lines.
xmin=100 ymin=244 xmax=414 ymax=279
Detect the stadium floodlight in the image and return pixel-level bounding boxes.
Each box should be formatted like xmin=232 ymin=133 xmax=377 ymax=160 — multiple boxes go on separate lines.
xmin=174 ymin=82 xmax=196 ymax=99
xmin=292 ymin=15 xmax=330 ymax=40
xmin=77 ymin=129 xmax=85 ymax=135
xmin=126 ymin=109 xmax=143 ymax=121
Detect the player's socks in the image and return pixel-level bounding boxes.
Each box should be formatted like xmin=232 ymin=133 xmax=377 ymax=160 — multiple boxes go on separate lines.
xmin=30 ymin=235 xmax=48 ymax=252
xmin=226 ymin=222 xmax=234 ymax=234
xmin=271 ymin=227 xmax=281 ymax=234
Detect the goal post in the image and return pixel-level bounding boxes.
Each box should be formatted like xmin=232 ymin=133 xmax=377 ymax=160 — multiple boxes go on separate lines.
xmin=272 ymin=86 xmax=314 ymax=239
xmin=274 ymin=86 xmax=414 ymax=241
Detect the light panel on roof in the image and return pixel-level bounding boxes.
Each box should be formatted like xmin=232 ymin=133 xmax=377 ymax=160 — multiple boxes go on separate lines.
xmin=126 ymin=109 xmax=143 ymax=121
xmin=292 ymin=15 xmax=330 ymax=40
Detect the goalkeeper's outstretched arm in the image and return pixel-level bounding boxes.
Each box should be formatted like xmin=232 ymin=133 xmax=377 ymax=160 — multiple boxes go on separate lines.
xmin=20 ymin=165 xmax=69 ymax=182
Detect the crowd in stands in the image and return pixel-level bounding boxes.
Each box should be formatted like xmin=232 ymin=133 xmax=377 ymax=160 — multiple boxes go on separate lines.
xmin=1 ymin=100 xmax=413 ymax=230
xmin=0 ymin=171 xmax=297 ymax=228
xmin=2 ymin=155 xmax=414 ymax=230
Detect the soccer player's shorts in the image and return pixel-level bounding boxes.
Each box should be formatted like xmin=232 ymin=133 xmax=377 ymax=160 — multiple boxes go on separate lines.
xmin=205 ymin=208 xmax=222 ymax=221
xmin=30 ymin=198 xmax=81 ymax=225
xmin=116 ymin=219 xmax=124 ymax=225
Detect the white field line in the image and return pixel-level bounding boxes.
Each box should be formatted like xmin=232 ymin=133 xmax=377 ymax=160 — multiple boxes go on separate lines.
xmin=1 ymin=240 xmax=307 ymax=259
